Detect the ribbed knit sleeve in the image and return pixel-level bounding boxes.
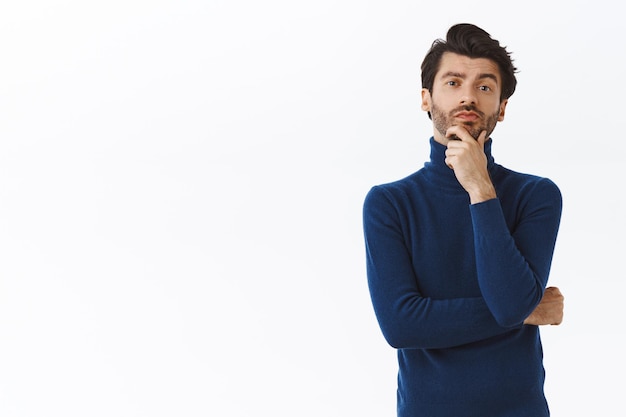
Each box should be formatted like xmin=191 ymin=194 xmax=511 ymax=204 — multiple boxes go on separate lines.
xmin=470 ymin=178 xmax=562 ymax=327
xmin=363 ymin=186 xmax=518 ymax=349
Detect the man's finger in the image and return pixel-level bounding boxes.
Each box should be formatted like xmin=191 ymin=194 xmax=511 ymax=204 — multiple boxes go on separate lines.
xmin=476 ymin=130 xmax=488 ymax=147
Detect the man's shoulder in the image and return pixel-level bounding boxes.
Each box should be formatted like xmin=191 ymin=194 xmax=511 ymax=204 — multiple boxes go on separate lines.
xmin=493 ymin=164 xmax=562 ymax=202
xmin=362 ymin=168 xmax=435 ymax=218
xmin=493 ymin=162 xmax=555 ymax=183
xmin=366 ymin=169 xmax=425 ymax=197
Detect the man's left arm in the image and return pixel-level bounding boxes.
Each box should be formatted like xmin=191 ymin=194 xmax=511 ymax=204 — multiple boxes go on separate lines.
xmin=445 ymin=128 xmax=563 ymax=327
xmin=469 ymin=184 xmax=562 ymax=327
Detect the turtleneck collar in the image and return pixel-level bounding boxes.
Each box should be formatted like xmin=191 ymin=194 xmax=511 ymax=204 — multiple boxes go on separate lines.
xmin=422 ymin=136 xmax=496 ymax=191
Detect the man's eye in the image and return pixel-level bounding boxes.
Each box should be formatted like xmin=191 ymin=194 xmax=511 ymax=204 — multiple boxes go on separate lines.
xmin=447 ymin=81 xmax=457 ymax=86
xmin=479 ymin=85 xmax=491 ymax=91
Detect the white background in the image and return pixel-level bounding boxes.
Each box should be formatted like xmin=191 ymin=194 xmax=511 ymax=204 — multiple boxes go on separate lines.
xmin=0 ymin=1 xmax=622 ymax=416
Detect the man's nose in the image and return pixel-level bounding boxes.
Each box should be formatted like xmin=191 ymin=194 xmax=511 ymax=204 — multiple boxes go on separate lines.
xmin=459 ymin=86 xmax=477 ymax=105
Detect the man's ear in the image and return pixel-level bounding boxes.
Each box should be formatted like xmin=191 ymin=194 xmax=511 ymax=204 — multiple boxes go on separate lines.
xmin=421 ymin=88 xmax=431 ymax=112
xmin=498 ymin=99 xmax=508 ymax=121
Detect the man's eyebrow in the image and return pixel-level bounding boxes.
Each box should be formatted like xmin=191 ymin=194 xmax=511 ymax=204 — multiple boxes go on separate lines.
xmin=440 ymin=71 xmax=499 ymax=83
xmin=478 ymin=73 xmax=499 ymax=83
xmin=440 ymin=71 xmax=464 ymax=79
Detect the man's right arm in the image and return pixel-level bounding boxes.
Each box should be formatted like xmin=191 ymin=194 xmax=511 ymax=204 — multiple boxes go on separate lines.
xmin=363 ymin=186 xmax=520 ymax=350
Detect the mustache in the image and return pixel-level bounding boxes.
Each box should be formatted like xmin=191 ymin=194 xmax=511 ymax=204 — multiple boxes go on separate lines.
xmin=450 ymin=105 xmax=484 ymax=117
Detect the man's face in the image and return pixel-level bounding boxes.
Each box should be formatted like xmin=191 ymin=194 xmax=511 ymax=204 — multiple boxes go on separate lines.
xmin=421 ymin=52 xmax=508 ymax=145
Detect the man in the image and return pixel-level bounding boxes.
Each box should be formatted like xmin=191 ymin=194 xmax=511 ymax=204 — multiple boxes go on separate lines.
xmin=363 ymin=23 xmax=564 ymax=416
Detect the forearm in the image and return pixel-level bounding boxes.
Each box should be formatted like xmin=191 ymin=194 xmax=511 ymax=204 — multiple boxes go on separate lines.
xmin=469 ymin=183 xmax=562 ymax=327
xmin=367 ymin=273 xmax=519 ymax=349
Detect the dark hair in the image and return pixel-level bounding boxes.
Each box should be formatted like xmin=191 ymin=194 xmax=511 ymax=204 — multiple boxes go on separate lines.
xmin=421 ymin=23 xmax=518 ymax=102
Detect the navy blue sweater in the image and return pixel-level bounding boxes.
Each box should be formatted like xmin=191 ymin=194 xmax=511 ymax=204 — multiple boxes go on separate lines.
xmin=363 ymin=138 xmax=562 ymax=416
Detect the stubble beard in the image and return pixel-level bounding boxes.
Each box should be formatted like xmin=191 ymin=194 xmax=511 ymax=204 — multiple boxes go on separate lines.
xmin=431 ymin=103 xmax=500 ymax=140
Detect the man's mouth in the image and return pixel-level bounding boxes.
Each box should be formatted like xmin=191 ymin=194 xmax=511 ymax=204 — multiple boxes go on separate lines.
xmin=454 ymin=111 xmax=480 ymax=122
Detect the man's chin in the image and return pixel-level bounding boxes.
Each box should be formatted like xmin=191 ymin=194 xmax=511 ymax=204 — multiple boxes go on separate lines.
xmin=457 ymin=123 xmax=480 ymax=140
xmin=449 ymin=123 xmax=481 ymax=140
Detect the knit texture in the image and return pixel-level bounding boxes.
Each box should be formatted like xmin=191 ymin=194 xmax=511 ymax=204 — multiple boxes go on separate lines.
xmin=363 ymin=137 xmax=562 ymax=416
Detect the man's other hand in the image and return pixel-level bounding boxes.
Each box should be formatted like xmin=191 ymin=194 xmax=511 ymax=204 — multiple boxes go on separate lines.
xmin=524 ymin=287 xmax=564 ymax=326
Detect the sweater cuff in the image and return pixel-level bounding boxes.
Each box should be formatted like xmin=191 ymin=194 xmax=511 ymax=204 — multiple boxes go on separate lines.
xmin=469 ymin=198 xmax=509 ymax=238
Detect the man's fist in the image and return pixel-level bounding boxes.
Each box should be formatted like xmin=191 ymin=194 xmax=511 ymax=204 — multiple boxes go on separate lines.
xmin=524 ymin=287 xmax=564 ymax=326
